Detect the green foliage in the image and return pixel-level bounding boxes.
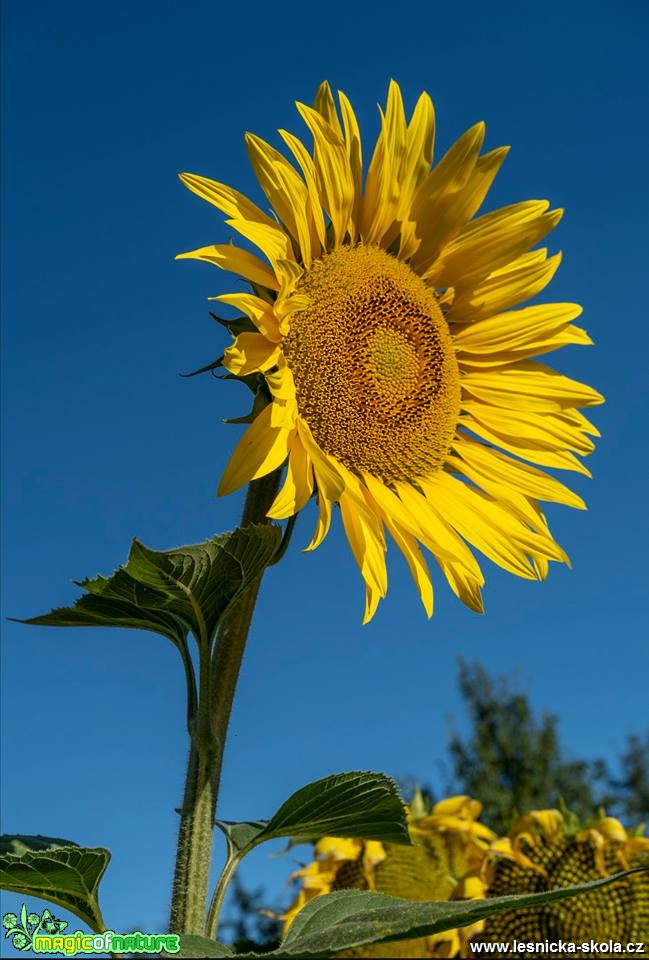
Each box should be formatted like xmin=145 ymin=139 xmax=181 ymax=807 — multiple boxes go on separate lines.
xmin=220 ymin=771 xmax=411 ymax=853
xmin=608 ymin=732 xmax=649 ymax=821
xmin=0 ymin=835 xmax=109 ymax=932
xmin=218 ymin=876 xmax=281 ymax=954
xmin=20 ymin=526 xmax=281 ymax=650
xmin=179 ymin=870 xmax=646 ymax=959
xmin=209 ymin=772 xmax=411 ymax=936
xmin=447 ymin=659 xmax=602 ymax=832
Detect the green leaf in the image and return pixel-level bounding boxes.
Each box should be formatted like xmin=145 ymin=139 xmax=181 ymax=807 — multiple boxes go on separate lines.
xmin=0 ymin=835 xmax=110 ymax=932
xmin=280 ymin=871 xmax=649 ymax=956
xmin=171 ymin=936 xmax=235 ymax=958
xmin=20 ymin=567 xmax=189 ymax=646
xmin=196 ymin=868 xmax=648 ymax=959
xmin=262 ymin=771 xmax=411 ymax=846
xmin=216 ymin=772 xmax=410 ymax=859
xmin=18 ymin=525 xmax=281 ymax=648
xmin=208 ymin=773 xmax=410 ymax=941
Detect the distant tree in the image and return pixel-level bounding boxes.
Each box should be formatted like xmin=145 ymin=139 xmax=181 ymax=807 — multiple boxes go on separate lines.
xmin=447 ymin=659 xmax=602 ymax=834
xmin=218 ymin=874 xmax=282 ymax=953
xmin=607 ymin=731 xmax=649 ymax=821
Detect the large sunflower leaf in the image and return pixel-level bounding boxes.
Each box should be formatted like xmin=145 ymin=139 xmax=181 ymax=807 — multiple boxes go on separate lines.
xmin=18 ymin=525 xmax=281 ymax=646
xmin=170 ymin=938 xmax=234 ymax=958
xmin=0 ymin=835 xmax=109 ymax=932
xmin=176 ymin=868 xmax=648 ymax=959
xmin=215 ymin=771 xmax=411 ymax=856
xmin=18 ymin=566 xmax=189 ymax=646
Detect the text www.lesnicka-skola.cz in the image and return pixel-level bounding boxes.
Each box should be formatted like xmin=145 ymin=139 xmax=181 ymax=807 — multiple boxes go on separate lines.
xmin=471 ymin=940 xmax=646 ymax=955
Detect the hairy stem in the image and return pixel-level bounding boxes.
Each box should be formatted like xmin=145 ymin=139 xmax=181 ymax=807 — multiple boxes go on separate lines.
xmin=168 ymin=470 xmax=282 ymax=936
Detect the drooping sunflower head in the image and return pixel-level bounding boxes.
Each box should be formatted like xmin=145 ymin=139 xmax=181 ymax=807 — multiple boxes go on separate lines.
xmin=178 ymin=81 xmax=603 ymax=622
xmin=278 ymin=802 xmax=649 ymax=958
xmin=280 ymin=794 xmax=496 ymax=958
xmin=478 ymin=809 xmax=649 ymax=955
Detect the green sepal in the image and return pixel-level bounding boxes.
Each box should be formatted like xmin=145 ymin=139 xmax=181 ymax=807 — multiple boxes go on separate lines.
xmin=180 ymin=356 xmax=224 ymax=378
xmin=223 ymin=383 xmax=271 ymax=424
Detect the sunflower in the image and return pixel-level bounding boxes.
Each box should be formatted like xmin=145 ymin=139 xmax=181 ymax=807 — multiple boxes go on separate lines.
xmin=280 ymin=794 xmax=495 ymax=958
xmin=279 ymin=801 xmax=649 ymax=958
xmin=178 ymin=81 xmax=603 ymax=621
xmin=478 ymin=809 xmax=649 ymax=956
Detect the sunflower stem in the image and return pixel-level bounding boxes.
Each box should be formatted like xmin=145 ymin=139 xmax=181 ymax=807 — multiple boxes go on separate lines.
xmin=168 ymin=470 xmax=282 ymax=937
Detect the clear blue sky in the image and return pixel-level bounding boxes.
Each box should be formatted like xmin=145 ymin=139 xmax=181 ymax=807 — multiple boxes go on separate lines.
xmin=2 ymin=0 xmax=648 ymax=949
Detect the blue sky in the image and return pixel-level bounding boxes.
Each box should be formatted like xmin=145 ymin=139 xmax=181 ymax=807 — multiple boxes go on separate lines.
xmin=2 ymin=0 xmax=648 ymax=950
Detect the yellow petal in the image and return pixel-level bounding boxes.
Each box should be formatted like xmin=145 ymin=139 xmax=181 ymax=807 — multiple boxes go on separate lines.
xmin=426 ymin=201 xmax=562 ymax=288
xmin=420 ymin=474 xmax=538 ymax=579
xmin=459 ymin=413 xmax=593 ymax=476
xmin=453 ymin=302 xmax=583 ymax=355
xmin=394 ymin=481 xmax=482 ymax=576
xmin=451 ymin=436 xmax=586 ymax=509
xmin=513 ymin=810 xmax=565 ymax=843
xmin=450 ymin=250 xmax=562 ymax=323
xmin=363 ymin=472 xmax=438 ymax=550
xmin=178 ymin=172 xmax=276 ymax=226
xmin=175 ymin=243 xmax=280 ymax=291
xmin=457 ymin=326 xmax=592 ymax=368
xmin=225 ymin=217 xmax=294 ymax=267
xmin=384 ymin=515 xmax=434 ymax=617
xmin=557 ymin=407 xmax=601 ymax=437
xmin=338 ymin=90 xmax=363 ymax=233
xmin=304 ymin=489 xmax=332 ymax=552
xmin=267 ymin=434 xmax=314 ymax=520
xmin=360 ymin=80 xmax=408 ymax=245
xmin=432 ymin=795 xmax=481 ymax=818
xmin=296 ymin=102 xmax=354 ymax=246
xmin=245 ymin=133 xmax=314 ymax=267
xmin=403 ymin=91 xmax=435 ymax=200
xmin=461 ymin=361 xmax=604 ymax=412
xmin=269 ymin=398 xmax=297 ymax=430
xmin=313 ymin=80 xmax=343 ymax=138
xmin=279 ymin=128 xmax=327 ymax=251
xmin=415 ymin=122 xmax=485 ymax=211
xmin=404 ymin=122 xmax=485 ymax=264
xmin=393 ymin=480 xmax=485 ymax=612
xmin=218 ymin=403 xmax=292 ymax=495
xmin=296 ymin=418 xmax=345 ymax=501
xmin=461 ymin=402 xmax=595 ymax=455
xmin=211 ymin=292 xmax=281 ymax=341
xmin=223 ymin=332 xmax=280 ymax=376
xmin=265 ymin=361 xmax=297 ymax=401
xmin=448 ymin=455 xmax=570 ymax=558
xmin=412 ymin=146 xmax=509 ymax=274
xmin=339 ymin=483 xmax=387 ymax=621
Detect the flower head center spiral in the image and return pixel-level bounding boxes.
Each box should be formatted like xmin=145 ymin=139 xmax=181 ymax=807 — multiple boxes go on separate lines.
xmin=366 ymin=327 xmax=420 ymax=396
xmin=283 ymin=245 xmax=461 ymax=483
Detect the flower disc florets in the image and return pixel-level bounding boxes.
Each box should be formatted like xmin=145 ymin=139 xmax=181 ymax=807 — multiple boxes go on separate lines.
xmin=283 ymin=245 xmax=460 ymax=483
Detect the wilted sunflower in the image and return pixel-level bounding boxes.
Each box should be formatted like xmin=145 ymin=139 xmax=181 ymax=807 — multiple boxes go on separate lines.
xmin=178 ymin=81 xmax=603 ymax=621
